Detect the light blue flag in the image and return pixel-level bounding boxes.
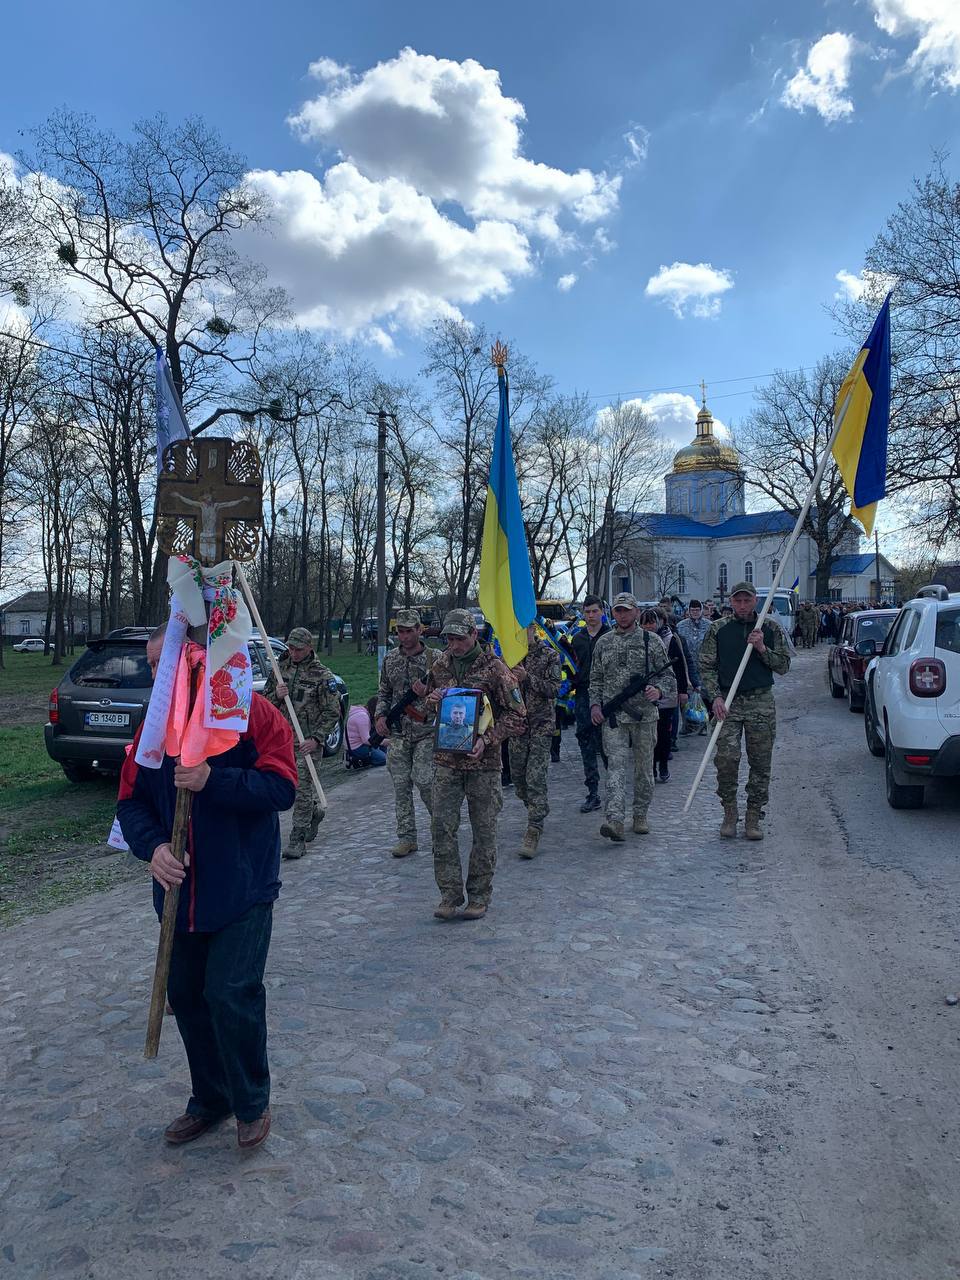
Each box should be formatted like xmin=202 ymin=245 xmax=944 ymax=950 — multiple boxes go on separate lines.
xmin=155 ymin=347 xmax=190 ymax=473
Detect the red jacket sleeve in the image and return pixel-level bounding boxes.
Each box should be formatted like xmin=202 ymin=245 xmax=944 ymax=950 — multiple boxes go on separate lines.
xmin=202 ymin=693 xmax=298 ymax=813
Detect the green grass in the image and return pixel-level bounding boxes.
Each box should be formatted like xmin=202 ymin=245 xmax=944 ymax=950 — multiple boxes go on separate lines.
xmin=0 ymin=649 xmax=74 ymax=696
xmin=322 ymin=640 xmax=379 ymax=706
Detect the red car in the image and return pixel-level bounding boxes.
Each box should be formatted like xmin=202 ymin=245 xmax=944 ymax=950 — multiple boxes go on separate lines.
xmin=828 ymin=609 xmax=899 ymax=711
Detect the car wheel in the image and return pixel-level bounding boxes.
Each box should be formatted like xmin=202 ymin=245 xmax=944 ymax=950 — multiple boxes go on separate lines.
xmin=864 ymin=693 xmax=885 ymax=757
xmin=828 ymin=664 xmax=844 ymax=698
xmin=884 ymin=734 xmax=924 ymax=809
xmin=323 ymin=718 xmax=344 ymax=758
xmin=61 ymin=761 xmax=96 ymax=784
xmin=846 ymin=680 xmax=863 ymax=713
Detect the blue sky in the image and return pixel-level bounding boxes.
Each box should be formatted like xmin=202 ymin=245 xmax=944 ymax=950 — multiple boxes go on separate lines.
xmin=2 ymin=0 xmax=959 ymax=439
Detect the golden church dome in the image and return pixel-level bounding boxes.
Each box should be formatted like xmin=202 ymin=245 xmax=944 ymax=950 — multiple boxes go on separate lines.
xmin=671 ymin=395 xmax=741 ymax=475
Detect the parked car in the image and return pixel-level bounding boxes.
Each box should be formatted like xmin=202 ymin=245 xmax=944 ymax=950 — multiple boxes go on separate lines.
xmin=753 ymin=588 xmax=796 ymax=625
xmin=12 ymin=637 xmax=45 ymax=652
xmin=863 ymin=585 xmax=960 ymax=808
xmin=45 ymin=628 xmax=349 ymax=782
xmin=827 ymin=608 xmax=898 ymax=711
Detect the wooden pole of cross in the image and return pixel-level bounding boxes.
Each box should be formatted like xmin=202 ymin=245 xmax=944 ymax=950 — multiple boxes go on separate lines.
xmin=144 ymin=436 xmax=263 ymax=1059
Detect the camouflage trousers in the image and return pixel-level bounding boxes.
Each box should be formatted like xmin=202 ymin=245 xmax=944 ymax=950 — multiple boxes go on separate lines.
xmin=601 ymin=706 xmax=657 ymax=824
xmin=507 ymin=733 xmax=551 ymax=832
xmin=387 ymin=735 xmax=435 ymax=842
xmin=290 ymin=750 xmax=323 ymax=843
xmin=714 ymin=687 xmax=776 ymax=808
xmin=431 ymin=766 xmax=502 ymax=907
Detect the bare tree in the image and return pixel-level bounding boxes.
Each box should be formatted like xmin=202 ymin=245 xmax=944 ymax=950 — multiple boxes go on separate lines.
xmin=739 ymin=359 xmax=860 ymax=601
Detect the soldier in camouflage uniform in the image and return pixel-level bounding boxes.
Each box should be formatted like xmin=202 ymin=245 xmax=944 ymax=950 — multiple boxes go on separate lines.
xmin=698 ymin=581 xmax=791 ymax=841
xmin=589 ymin=593 xmax=676 ymax=842
xmin=799 ymin=602 xmax=818 ymax=649
xmin=375 ymin=609 xmax=436 ymax=858
xmin=263 ymin=626 xmax=340 ymax=860
xmin=428 ymin=609 xmax=526 ymax=921
xmin=509 ymin=624 xmax=562 ymax=859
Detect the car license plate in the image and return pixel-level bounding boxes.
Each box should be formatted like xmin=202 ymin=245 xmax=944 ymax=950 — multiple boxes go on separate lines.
xmin=84 ymin=712 xmax=130 ymax=728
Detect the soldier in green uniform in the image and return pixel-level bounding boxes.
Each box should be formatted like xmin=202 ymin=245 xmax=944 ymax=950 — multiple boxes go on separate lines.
xmin=510 ymin=623 xmax=562 ymax=859
xmin=263 ymin=626 xmax=340 ymax=860
xmin=375 ymin=608 xmax=436 ymax=858
xmin=698 ymin=582 xmax=791 ymax=841
xmin=589 ymin=593 xmax=676 ymax=842
xmin=427 ymin=609 xmax=526 ymax=921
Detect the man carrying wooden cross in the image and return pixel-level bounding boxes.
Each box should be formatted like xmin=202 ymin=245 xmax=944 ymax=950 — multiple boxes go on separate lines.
xmin=118 ymin=436 xmax=298 ymax=1150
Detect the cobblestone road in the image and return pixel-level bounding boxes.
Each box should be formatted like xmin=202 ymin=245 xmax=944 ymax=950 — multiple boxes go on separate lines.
xmin=0 ymin=656 xmax=844 ymax=1279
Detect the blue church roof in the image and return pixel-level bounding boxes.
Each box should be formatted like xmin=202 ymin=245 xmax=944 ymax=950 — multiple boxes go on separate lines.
xmin=809 ymin=554 xmax=876 ymax=576
xmin=629 ymin=510 xmax=797 ymax=540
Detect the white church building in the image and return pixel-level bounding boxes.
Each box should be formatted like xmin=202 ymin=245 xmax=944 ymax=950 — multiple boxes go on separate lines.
xmin=597 ymin=395 xmax=897 ymax=604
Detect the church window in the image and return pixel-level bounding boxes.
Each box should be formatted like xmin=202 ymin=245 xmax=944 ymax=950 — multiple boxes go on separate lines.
xmin=619 ymin=574 xmax=631 ymax=594
xmin=744 ymin=560 xmax=754 ymax=584
xmin=718 ymin=563 xmax=728 ymax=595
xmin=677 ymin=564 xmax=686 ymax=594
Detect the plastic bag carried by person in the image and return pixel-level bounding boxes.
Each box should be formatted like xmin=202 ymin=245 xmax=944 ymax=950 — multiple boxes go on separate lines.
xmin=685 ymin=691 xmax=708 ymax=726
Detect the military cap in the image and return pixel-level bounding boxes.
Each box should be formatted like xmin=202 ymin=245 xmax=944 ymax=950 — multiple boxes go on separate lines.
xmin=611 ymin=591 xmax=638 ymax=609
xmin=395 ymin=608 xmax=421 ymax=628
xmin=441 ymin=608 xmax=477 ymax=637
xmin=729 ymin=581 xmax=757 ymax=598
xmin=286 ymin=626 xmax=315 ymax=647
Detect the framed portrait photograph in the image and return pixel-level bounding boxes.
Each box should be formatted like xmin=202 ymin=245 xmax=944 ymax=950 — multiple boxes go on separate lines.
xmin=435 ymin=688 xmax=482 ymax=754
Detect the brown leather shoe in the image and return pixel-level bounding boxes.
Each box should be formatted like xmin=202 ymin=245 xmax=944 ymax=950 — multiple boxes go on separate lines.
xmin=460 ymin=901 xmax=487 ymax=920
xmin=237 ymin=1107 xmax=271 ymax=1149
xmin=163 ymin=1112 xmax=225 ymax=1145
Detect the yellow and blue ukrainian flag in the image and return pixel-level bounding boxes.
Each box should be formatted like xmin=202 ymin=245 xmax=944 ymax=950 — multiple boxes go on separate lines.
xmin=832 ymin=294 xmax=891 ymax=537
xmin=478 ymin=364 xmax=536 ymax=668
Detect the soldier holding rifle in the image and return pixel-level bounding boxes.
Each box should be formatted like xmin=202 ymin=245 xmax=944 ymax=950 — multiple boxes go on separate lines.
xmin=374 ymin=608 xmax=437 ymax=858
xmin=589 ymin=592 xmax=676 ymax=842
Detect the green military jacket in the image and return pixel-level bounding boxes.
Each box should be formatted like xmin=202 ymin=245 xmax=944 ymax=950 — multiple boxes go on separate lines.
xmin=698 ymin=613 xmax=791 ymax=705
xmin=430 ymin=645 xmax=526 ymax=772
xmin=511 ymin=640 xmax=562 ymax=736
xmin=588 ymin=624 xmax=676 ymax=716
xmin=375 ymin=644 xmax=437 ymax=742
xmin=264 ymin=649 xmax=340 ymax=743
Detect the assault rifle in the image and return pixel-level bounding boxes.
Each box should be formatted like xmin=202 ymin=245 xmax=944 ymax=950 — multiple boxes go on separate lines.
xmin=600 ymin=659 xmax=675 ymax=728
xmin=368 ymin=687 xmax=425 ymax=748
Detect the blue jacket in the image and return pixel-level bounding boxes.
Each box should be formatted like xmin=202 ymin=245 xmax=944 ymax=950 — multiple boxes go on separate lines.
xmin=117 ymin=693 xmax=298 ymax=933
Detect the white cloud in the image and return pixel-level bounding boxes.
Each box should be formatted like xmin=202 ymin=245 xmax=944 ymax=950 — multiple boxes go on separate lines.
xmin=871 ymin=0 xmax=960 ymax=89
xmin=834 ymin=267 xmax=897 ymax=303
xmin=287 ymin=48 xmax=618 ymax=236
xmin=241 ymin=163 xmax=531 ymax=339
xmin=623 ymin=125 xmax=650 ymax=167
xmin=247 ymin=48 xmax=619 ymax=339
xmin=781 ymin=33 xmax=856 ymax=122
xmin=644 ymin=261 xmax=734 ymax=319
xmin=598 ymin=391 xmax=731 ymax=453
xmin=557 ymin=273 xmax=577 ymax=292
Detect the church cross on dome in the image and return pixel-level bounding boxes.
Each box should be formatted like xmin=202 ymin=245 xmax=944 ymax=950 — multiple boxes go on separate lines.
xmin=700 ymin=378 xmax=707 ymax=407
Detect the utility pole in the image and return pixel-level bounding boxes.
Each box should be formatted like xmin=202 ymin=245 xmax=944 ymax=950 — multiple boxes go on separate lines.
xmin=376 ymin=407 xmax=388 ymax=674
xmin=874 ymin=527 xmax=882 ymax=605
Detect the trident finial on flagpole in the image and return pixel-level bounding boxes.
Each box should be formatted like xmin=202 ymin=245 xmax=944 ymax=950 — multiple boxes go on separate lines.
xmin=491 ymin=340 xmax=509 ymax=372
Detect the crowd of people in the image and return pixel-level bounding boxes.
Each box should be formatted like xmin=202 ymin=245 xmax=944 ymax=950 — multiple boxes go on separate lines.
xmin=117 ymin=588 xmax=795 ymax=1151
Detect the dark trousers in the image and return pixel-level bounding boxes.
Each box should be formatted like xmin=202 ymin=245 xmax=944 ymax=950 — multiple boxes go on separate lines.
xmin=575 ymin=694 xmax=603 ymax=794
xmin=654 ymin=708 xmax=674 ymax=770
xmin=168 ymin=901 xmax=273 ymax=1124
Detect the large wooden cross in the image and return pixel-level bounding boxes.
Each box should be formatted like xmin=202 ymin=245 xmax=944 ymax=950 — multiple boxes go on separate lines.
xmin=156 ymin=437 xmax=263 ymax=566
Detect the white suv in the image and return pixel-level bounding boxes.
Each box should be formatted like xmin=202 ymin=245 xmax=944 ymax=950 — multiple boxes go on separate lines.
xmin=863 ymin=585 xmax=960 ymax=808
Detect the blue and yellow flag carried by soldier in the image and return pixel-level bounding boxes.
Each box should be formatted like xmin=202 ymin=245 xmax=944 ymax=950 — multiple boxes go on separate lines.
xmin=832 ymin=294 xmax=891 ymax=537
xmin=478 ymin=344 xmax=537 ymax=669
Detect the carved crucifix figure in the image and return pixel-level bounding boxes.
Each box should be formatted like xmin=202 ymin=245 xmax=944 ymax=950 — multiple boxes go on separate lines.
xmin=157 ymin=438 xmax=263 ymax=566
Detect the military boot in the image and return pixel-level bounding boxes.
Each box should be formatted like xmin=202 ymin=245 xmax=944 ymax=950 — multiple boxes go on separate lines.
xmin=580 ymin=791 xmax=600 ymax=813
xmin=744 ymin=807 xmax=764 ymax=841
xmin=518 ymin=828 xmax=541 ymax=859
xmin=599 ymin=820 xmax=626 ymax=843
xmin=306 ymin=809 xmax=325 ymax=843
xmin=632 ymin=813 xmax=650 ymax=835
xmin=391 ymin=839 xmax=418 ymax=858
xmin=283 ymin=839 xmax=307 ymax=860
xmin=719 ymin=804 xmax=738 ymax=839
xmin=461 ymin=901 xmax=488 ymax=920
xmin=433 ymin=899 xmax=461 ymax=921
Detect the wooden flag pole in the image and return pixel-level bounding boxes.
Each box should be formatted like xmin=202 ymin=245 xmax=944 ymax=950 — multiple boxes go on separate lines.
xmin=682 ymin=390 xmax=854 ymax=814
xmin=234 ymin=560 xmax=327 ymax=811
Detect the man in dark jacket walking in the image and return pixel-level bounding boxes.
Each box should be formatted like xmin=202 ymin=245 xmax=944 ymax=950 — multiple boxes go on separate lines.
xmin=570 ymin=595 xmax=610 ymax=812
xmin=118 ymin=691 xmax=297 ymax=1149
